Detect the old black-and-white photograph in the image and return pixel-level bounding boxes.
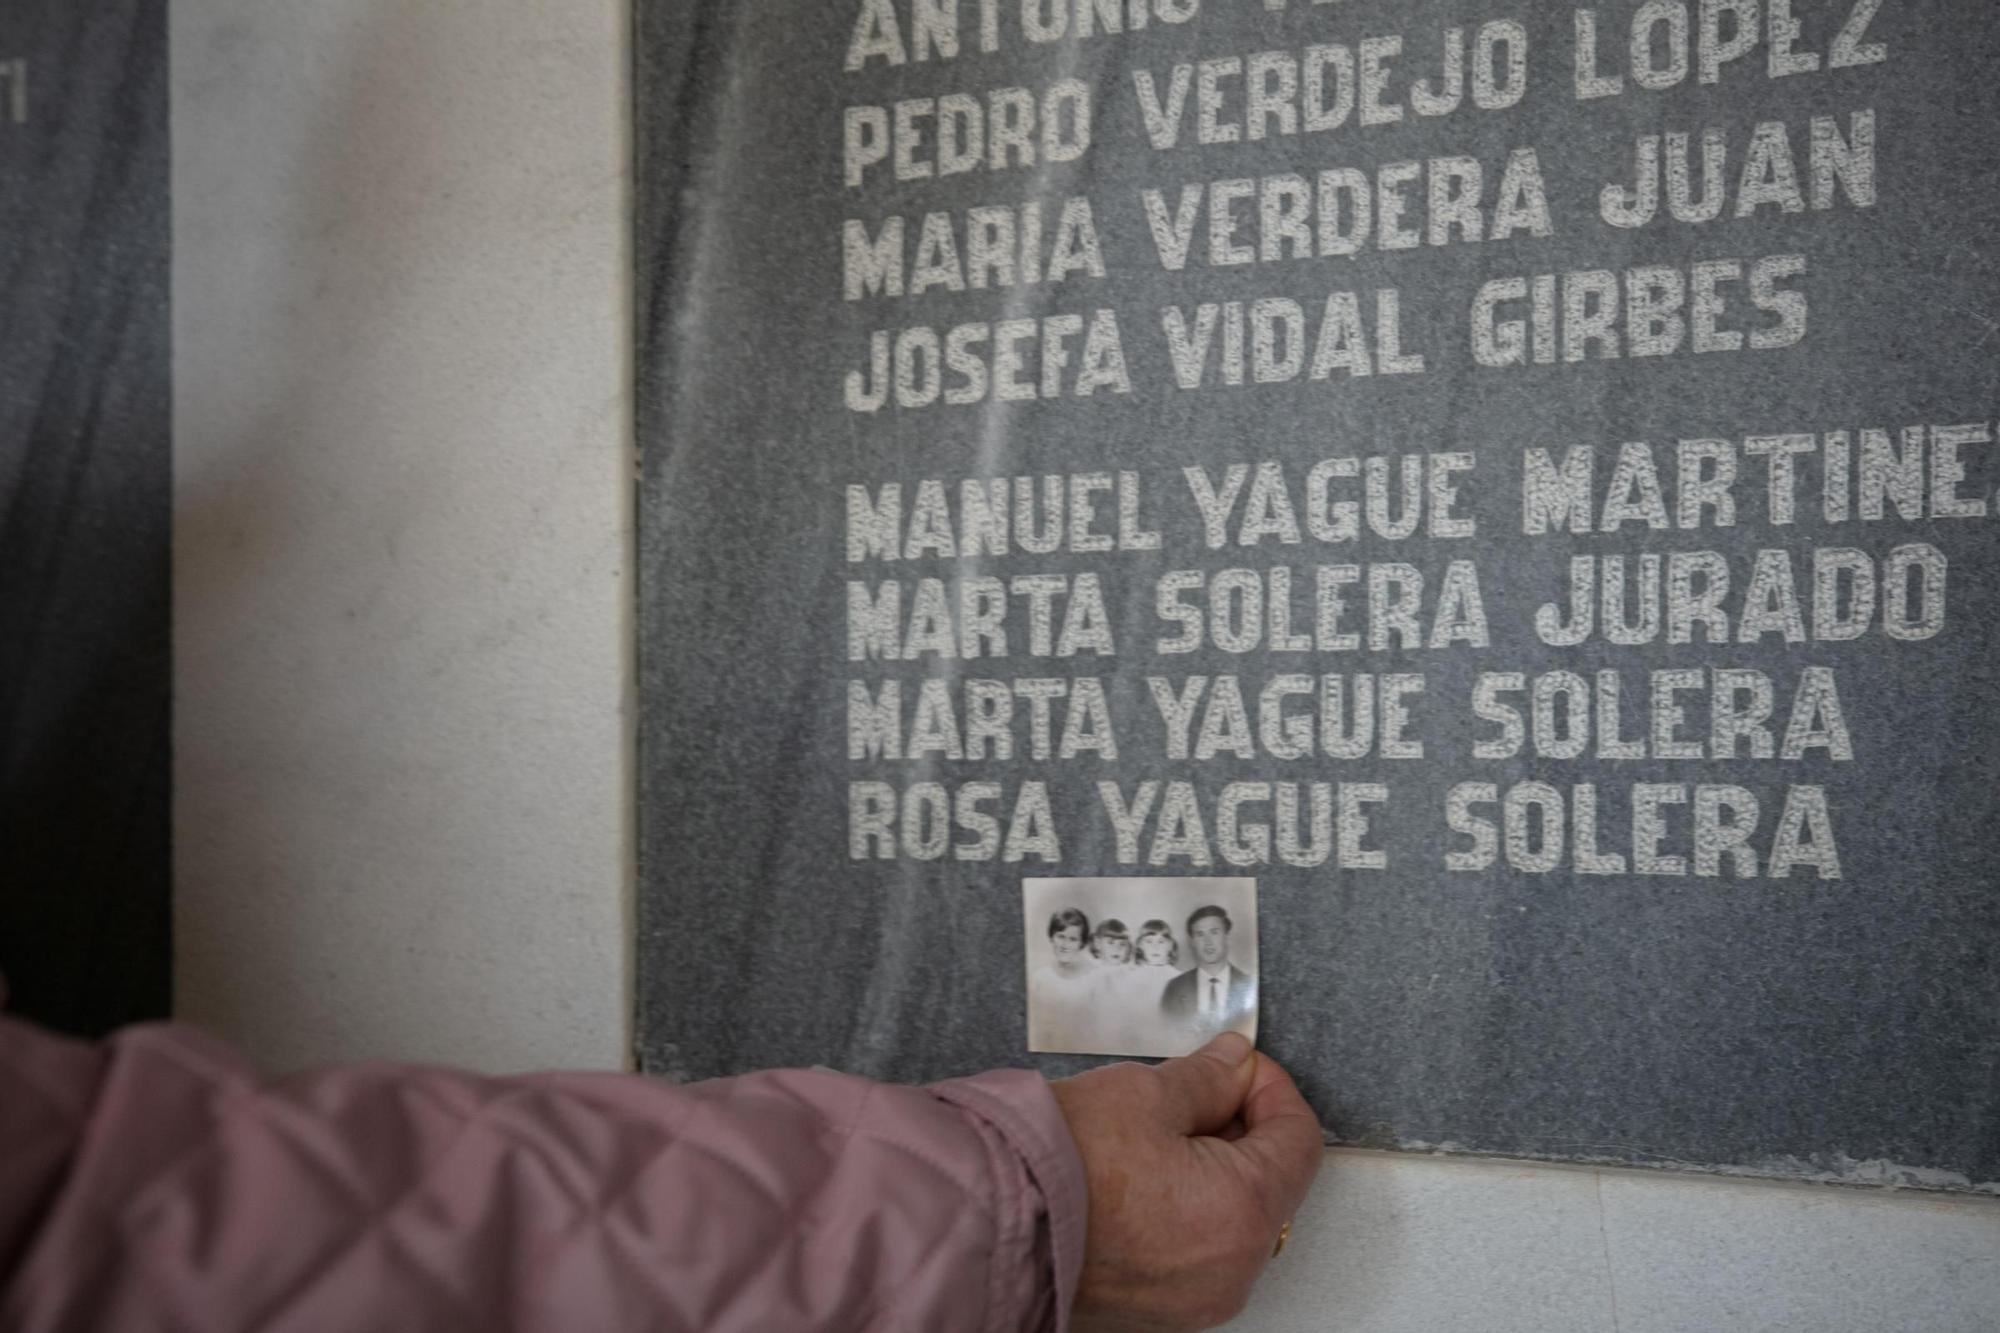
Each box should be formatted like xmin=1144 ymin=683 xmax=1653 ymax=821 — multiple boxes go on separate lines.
xmin=1024 ymin=878 xmax=1258 ymax=1059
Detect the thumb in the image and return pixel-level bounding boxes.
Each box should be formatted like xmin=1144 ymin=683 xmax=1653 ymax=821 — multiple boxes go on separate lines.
xmin=1226 ymin=1053 xmax=1325 ymax=1223
xmin=1152 ymin=1031 xmax=1256 ymax=1136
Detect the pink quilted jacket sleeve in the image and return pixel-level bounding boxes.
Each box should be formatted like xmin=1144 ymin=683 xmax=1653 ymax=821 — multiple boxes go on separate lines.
xmin=0 ymin=1013 xmax=1087 ymax=1333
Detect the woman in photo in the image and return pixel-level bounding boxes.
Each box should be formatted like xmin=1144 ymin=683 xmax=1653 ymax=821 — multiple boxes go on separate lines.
xmin=1030 ymin=907 xmax=1097 ymax=1049
xmin=1046 ymin=907 xmax=1094 ymax=979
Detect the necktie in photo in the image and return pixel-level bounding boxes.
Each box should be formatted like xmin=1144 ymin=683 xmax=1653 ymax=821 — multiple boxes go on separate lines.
xmin=1208 ymin=976 xmax=1219 ymax=1016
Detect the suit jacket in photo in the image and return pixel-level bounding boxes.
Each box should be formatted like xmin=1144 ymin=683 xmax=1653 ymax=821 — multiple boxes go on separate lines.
xmin=1159 ymin=964 xmax=1256 ymax=1026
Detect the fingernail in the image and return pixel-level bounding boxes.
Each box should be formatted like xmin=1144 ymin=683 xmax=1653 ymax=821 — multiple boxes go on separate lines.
xmin=1208 ymin=1032 xmax=1253 ymax=1066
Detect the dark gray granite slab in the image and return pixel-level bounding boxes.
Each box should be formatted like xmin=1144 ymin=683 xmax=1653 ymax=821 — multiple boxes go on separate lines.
xmin=638 ymin=0 xmax=2000 ymax=1190
xmin=0 ymin=2 xmax=170 ymax=1035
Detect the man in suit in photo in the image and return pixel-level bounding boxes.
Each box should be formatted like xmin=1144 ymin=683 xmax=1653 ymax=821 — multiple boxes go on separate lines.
xmin=1159 ymin=905 xmax=1255 ymax=1033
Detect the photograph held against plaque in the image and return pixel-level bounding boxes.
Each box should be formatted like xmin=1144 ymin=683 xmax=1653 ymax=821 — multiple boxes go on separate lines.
xmin=1026 ymin=877 xmax=1259 ymax=1059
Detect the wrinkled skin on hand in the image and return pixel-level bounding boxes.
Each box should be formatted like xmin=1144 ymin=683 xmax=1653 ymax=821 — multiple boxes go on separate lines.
xmin=1050 ymin=1034 xmax=1324 ymax=1332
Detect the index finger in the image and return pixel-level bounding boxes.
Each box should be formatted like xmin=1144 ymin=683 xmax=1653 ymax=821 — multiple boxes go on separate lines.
xmin=1225 ymin=1053 xmax=1324 ymax=1222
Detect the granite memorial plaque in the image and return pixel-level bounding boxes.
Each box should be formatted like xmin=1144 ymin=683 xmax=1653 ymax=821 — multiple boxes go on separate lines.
xmin=0 ymin=2 xmax=171 ymax=1035
xmin=638 ymin=0 xmax=1999 ymax=1190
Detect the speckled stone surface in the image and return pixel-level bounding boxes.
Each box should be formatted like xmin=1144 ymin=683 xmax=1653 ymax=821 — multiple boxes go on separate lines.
xmin=636 ymin=0 xmax=1999 ymax=1189
xmin=0 ymin=3 xmax=169 ymax=1036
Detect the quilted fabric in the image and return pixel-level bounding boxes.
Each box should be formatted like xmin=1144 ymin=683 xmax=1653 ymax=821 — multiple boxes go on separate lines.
xmin=0 ymin=1015 xmax=1085 ymax=1332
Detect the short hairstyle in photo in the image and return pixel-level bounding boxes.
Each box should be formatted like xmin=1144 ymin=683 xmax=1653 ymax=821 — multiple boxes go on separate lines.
xmin=1135 ymin=919 xmax=1179 ymax=966
xmin=1090 ymin=918 xmax=1130 ymax=959
xmin=1048 ymin=907 xmax=1091 ymax=942
xmin=1186 ymin=904 xmax=1232 ymax=936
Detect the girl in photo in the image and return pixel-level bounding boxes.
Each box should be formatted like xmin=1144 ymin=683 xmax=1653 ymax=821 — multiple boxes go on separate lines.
xmin=1134 ymin=919 xmax=1180 ymax=970
xmin=1094 ymin=916 xmax=1164 ymax=1050
xmin=1089 ymin=918 xmax=1133 ymax=966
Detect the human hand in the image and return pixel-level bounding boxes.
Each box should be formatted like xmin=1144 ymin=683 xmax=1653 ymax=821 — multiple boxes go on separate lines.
xmin=1049 ymin=1034 xmax=1323 ymax=1332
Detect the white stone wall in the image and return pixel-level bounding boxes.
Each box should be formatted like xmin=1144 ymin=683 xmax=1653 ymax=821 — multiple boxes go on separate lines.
xmin=173 ymin=0 xmax=633 ymax=1075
